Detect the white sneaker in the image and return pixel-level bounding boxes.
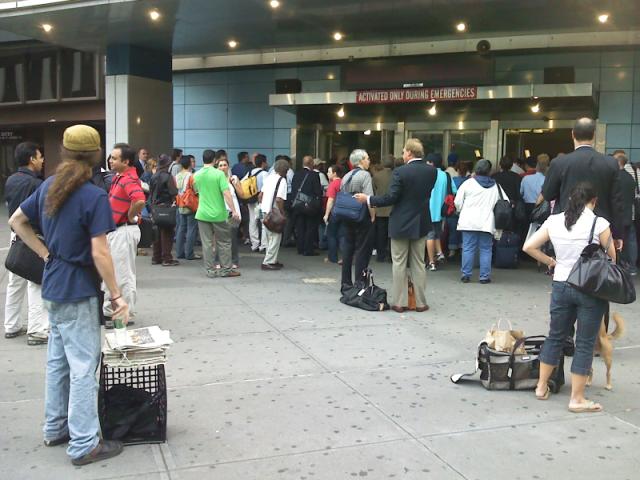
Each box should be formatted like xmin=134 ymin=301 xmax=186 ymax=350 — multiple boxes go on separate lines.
xmin=429 ymin=262 xmax=437 ymax=272
xmin=372 ymin=249 xmax=377 ymax=256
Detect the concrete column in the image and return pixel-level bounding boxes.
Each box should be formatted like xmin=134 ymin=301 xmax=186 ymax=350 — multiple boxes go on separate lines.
xmin=105 ymin=45 xmax=172 ymax=157
xmin=485 ymin=120 xmax=500 ymax=165
xmin=595 ymin=120 xmax=606 ymax=153
xmin=394 ymin=122 xmax=405 ymax=158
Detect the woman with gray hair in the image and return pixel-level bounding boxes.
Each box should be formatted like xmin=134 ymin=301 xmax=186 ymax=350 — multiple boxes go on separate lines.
xmin=339 ymin=148 xmax=376 ymax=289
xmin=454 ymin=159 xmax=509 ymax=283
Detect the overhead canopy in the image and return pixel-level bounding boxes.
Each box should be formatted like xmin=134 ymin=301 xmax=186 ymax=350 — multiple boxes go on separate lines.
xmin=0 ymin=0 xmax=638 ymax=58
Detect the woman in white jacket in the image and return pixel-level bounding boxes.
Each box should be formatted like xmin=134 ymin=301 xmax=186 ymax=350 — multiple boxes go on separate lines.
xmin=454 ymin=159 xmax=509 ymax=283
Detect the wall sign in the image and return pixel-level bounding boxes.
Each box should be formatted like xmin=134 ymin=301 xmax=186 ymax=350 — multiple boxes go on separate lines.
xmin=356 ymin=86 xmax=477 ymax=104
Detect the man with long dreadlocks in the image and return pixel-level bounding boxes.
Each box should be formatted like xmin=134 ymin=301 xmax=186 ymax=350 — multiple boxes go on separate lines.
xmin=9 ymin=124 xmax=129 ymax=466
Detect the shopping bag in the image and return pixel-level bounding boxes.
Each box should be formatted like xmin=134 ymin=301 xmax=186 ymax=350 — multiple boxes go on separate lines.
xmin=484 ymin=319 xmax=525 ymax=353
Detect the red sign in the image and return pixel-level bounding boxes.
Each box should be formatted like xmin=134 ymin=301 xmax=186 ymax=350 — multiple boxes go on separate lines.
xmin=356 ymin=86 xmax=477 ymax=104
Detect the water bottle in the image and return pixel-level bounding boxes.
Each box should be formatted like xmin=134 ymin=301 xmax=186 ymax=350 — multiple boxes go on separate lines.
xmin=113 ymin=316 xmax=128 ymax=347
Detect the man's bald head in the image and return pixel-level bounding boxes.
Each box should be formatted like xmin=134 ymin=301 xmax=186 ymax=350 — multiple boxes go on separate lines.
xmin=572 ymin=117 xmax=596 ymax=142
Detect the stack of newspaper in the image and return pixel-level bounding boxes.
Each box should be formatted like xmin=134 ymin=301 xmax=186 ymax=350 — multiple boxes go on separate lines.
xmin=103 ymin=326 xmax=173 ymax=368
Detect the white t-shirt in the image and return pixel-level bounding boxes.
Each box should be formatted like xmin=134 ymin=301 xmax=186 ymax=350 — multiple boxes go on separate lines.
xmin=541 ymin=208 xmax=609 ymax=282
xmin=261 ymin=173 xmax=287 ymax=214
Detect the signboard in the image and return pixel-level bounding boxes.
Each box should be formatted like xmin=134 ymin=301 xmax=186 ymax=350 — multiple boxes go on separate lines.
xmin=356 ymin=86 xmax=477 ymax=104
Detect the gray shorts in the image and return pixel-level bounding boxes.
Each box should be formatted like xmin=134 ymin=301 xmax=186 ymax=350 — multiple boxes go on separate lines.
xmin=426 ymin=221 xmax=442 ymax=240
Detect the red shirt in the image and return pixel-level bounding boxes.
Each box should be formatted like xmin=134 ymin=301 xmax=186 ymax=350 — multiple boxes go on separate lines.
xmin=109 ymin=167 xmax=145 ymax=225
xmin=326 ymin=178 xmax=342 ymax=199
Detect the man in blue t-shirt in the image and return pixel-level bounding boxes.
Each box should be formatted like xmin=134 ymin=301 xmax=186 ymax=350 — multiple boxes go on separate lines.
xmin=9 ymin=125 xmax=129 ymax=466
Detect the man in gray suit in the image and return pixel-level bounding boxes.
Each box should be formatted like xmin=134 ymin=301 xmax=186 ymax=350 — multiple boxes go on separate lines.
xmin=355 ymin=139 xmax=437 ymax=313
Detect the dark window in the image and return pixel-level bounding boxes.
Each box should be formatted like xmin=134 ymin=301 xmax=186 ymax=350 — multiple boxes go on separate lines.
xmin=60 ymin=49 xmax=97 ymax=98
xmin=26 ymin=51 xmax=58 ymax=101
xmin=0 ymin=55 xmax=24 ymax=103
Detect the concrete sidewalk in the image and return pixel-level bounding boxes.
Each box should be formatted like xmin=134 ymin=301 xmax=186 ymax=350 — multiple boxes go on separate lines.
xmin=0 ymin=220 xmax=638 ymax=479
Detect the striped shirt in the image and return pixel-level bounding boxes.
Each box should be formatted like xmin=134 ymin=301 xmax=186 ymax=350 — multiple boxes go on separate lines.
xmin=108 ymin=167 xmax=145 ymax=225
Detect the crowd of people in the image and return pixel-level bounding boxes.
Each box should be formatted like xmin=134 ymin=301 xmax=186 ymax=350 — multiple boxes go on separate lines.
xmin=2 ymin=117 xmax=638 ymax=465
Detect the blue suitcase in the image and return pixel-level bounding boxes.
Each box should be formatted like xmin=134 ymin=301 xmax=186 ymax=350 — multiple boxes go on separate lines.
xmin=494 ymin=231 xmax=520 ymax=269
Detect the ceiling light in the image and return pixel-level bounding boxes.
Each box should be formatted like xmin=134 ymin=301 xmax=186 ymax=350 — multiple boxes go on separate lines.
xmin=41 ymin=23 xmax=52 ymax=32
xmin=456 ymin=22 xmax=466 ymax=32
xmin=327 ymin=73 xmax=335 ymax=80
xmin=149 ymin=9 xmax=160 ymax=21
xmin=337 ymin=106 xmax=345 ymax=118
xmin=428 ymin=104 xmax=437 ymax=116
xmin=228 ymin=40 xmax=238 ymax=48
xmin=364 ymin=129 xmax=371 ymax=136
xmin=270 ymin=0 xmax=280 ymax=8
xmin=598 ymin=13 xmax=609 ymax=23
xmin=530 ymin=103 xmax=540 ymax=113
xmin=333 ymin=32 xmax=343 ymax=41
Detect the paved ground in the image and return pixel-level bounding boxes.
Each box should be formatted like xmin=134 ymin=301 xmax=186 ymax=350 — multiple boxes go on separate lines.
xmin=0 ymin=216 xmax=639 ymax=480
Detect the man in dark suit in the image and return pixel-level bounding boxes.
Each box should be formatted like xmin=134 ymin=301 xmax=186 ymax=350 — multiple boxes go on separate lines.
xmin=291 ymin=155 xmax=323 ymax=256
xmin=542 ymin=117 xmax=624 ymax=244
xmin=355 ymin=139 xmax=437 ymax=312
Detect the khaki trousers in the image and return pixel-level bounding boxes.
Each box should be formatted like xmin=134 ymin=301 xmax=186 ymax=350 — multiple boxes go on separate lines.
xmin=390 ymin=236 xmax=428 ymax=308
xmin=103 ymin=225 xmax=140 ymax=317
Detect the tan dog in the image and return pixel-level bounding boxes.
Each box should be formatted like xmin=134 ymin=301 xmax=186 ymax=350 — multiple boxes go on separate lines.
xmin=587 ymin=312 xmax=625 ymax=391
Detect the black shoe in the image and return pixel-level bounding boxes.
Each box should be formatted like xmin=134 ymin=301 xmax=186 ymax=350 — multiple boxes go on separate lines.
xmin=71 ymin=440 xmax=123 ymax=466
xmin=461 ymin=276 xmax=470 ymax=283
xmin=44 ymin=433 xmax=71 ymax=447
xmin=479 ymin=279 xmax=492 ymax=284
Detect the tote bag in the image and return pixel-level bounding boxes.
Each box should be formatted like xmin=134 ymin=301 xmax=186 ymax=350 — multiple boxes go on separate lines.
xmin=566 ymin=217 xmax=636 ymax=304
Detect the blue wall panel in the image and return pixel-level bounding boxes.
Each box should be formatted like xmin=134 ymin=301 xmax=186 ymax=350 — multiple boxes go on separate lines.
xmin=606 ymin=124 xmax=632 ymax=149
xmin=599 ymin=92 xmax=633 ymax=124
xmin=185 ymin=104 xmax=228 ymax=129
xmin=185 ymin=85 xmax=228 ymax=104
xmin=184 ymin=129 xmax=227 ymax=149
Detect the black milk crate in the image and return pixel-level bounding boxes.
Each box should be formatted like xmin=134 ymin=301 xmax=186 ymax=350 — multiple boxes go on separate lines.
xmin=99 ymin=360 xmax=167 ymax=445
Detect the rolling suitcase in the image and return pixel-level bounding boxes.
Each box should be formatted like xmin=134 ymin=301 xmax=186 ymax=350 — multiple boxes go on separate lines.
xmin=494 ymin=231 xmax=520 ymax=269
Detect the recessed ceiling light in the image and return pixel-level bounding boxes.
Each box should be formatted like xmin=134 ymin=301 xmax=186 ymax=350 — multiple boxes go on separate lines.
xmin=456 ymin=22 xmax=466 ymax=32
xmin=228 ymin=40 xmax=238 ymax=48
xmin=530 ymin=103 xmax=540 ymax=113
xmin=363 ymin=129 xmax=372 ymax=136
xmin=327 ymin=73 xmax=335 ymax=80
xmin=598 ymin=13 xmax=609 ymax=23
xmin=270 ymin=0 xmax=280 ymax=8
xmin=428 ymin=104 xmax=437 ymax=116
xmin=41 ymin=23 xmax=52 ymax=33
xmin=149 ymin=9 xmax=160 ymax=21
xmin=337 ymin=106 xmax=345 ymax=118
xmin=333 ymin=32 xmax=343 ymax=41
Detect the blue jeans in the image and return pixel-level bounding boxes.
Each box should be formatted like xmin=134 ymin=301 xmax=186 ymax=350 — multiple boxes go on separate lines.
xmin=621 ymin=225 xmax=638 ymax=273
xmin=326 ymin=217 xmax=342 ymax=263
xmin=447 ymin=216 xmax=461 ymax=250
xmin=176 ymin=212 xmax=198 ymax=259
xmin=540 ymin=282 xmax=607 ymax=376
xmin=43 ymin=297 xmax=101 ymax=460
xmin=461 ymin=231 xmax=493 ymax=280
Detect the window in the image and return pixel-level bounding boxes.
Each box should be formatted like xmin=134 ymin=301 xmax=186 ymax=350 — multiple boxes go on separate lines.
xmin=410 ymin=131 xmax=444 ymax=156
xmin=26 ymin=51 xmax=58 ymax=101
xmin=450 ymin=131 xmax=484 ymax=161
xmin=60 ymin=49 xmax=97 ymax=98
xmin=0 ymin=55 xmax=24 ymax=103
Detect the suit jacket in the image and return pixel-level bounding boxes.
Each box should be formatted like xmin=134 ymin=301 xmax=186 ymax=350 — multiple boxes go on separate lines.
xmin=291 ymin=167 xmax=323 ymax=214
xmin=371 ymin=167 xmax=393 ymax=217
xmin=369 ymin=159 xmax=437 ymax=239
xmin=542 ymin=146 xmax=624 ymax=234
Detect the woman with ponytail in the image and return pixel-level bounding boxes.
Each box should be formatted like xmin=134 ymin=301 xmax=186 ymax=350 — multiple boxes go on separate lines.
xmin=8 ymin=125 xmax=128 ymax=465
xmin=523 ymin=182 xmax=616 ymax=413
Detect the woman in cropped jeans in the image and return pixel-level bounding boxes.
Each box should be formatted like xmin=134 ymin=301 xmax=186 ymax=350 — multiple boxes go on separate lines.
xmin=524 ymin=182 xmax=615 ymax=413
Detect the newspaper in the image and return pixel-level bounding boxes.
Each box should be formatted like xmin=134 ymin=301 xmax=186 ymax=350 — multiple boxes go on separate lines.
xmin=103 ymin=326 xmax=172 ymax=368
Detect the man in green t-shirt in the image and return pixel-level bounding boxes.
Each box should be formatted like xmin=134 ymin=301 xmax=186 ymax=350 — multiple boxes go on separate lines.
xmin=194 ymin=149 xmax=241 ymax=277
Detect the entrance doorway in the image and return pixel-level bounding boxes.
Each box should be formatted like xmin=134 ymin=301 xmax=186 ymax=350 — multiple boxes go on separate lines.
xmin=316 ymin=129 xmax=394 ymax=165
xmin=503 ymin=128 xmax=573 ymax=160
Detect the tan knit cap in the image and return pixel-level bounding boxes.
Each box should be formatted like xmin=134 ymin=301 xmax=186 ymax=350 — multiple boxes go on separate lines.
xmin=63 ymin=125 xmax=101 ymax=152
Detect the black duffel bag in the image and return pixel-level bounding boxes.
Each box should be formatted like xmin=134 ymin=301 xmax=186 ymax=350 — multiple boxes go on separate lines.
xmin=340 ymin=268 xmax=389 ymax=312
xmin=5 ymin=234 xmax=45 ymax=285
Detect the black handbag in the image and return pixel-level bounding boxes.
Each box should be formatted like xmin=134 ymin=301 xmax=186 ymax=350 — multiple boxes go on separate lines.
xmin=493 ymin=185 xmax=513 ymax=230
xmin=566 ymin=217 xmax=636 ymax=304
xmin=333 ymin=169 xmax=367 ymax=222
xmin=530 ymin=200 xmax=551 ymax=224
xmin=150 ymin=205 xmax=177 ymax=228
xmin=5 ymin=235 xmax=45 ymax=285
xmin=292 ymin=172 xmax=321 ymax=215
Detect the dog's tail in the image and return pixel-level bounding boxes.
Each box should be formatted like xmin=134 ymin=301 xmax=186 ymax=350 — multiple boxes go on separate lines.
xmin=608 ymin=313 xmax=626 ymax=341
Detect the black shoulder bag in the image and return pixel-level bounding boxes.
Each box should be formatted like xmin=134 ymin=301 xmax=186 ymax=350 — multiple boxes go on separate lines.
xmin=493 ymin=184 xmax=513 ymax=231
xmin=566 ymin=216 xmax=636 ymax=304
xmin=150 ymin=173 xmax=177 ymax=228
xmin=291 ymin=171 xmax=321 ymax=215
xmin=5 ymin=235 xmax=45 ymax=285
